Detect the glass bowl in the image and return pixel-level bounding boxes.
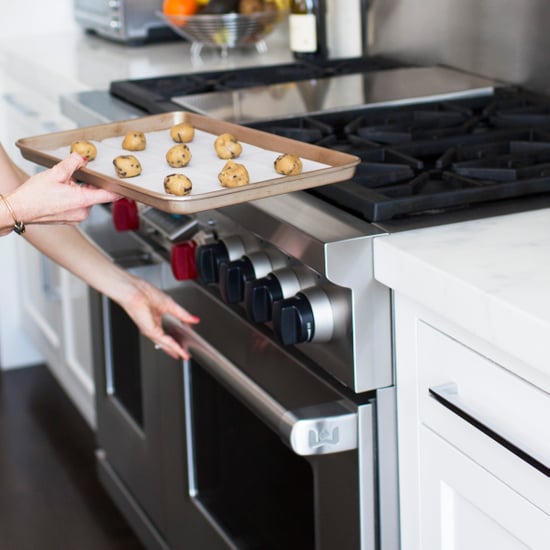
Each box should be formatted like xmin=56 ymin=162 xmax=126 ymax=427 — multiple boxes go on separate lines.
xmin=158 ymin=10 xmax=289 ymax=57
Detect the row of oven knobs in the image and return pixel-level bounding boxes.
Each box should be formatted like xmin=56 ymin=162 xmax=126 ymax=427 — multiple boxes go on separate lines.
xmin=195 ymin=240 xmax=334 ymax=346
xmin=111 ymin=202 xmax=334 ymax=346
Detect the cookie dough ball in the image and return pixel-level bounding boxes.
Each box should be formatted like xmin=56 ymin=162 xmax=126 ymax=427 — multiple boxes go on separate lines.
xmin=170 ymin=122 xmax=195 ymax=143
xmin=218 ymin=160 xmax=250 ymax=188
xmin=70 ymin=140 xmax=97 ymax=161
xmin=166 ymin=144 xmax=192 ymax=168
xmin=274 ymin=153 xmax=303 ymax=176
xmin=122 ymin=131 xmax=146 ymax=151
xmin=214 ymin=133 xmax=243 ymax=160
xmin=164 ymin=173 xmax=192 ymax=196
xmin=113 ymin=155 xmax=142 ymax=178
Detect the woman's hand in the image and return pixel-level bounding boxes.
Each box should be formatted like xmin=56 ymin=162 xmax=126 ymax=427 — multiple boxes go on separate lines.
xmin=118 ymin=274 xmax=200 ymax=361
xmin=7 ymin=153 xmax=119 ymax=226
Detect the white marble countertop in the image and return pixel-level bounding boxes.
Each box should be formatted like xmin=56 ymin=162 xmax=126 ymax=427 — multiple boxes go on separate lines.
xmin=373 ymin=208 xmax=550 ymax=392
xmin=0 ymin=26 xmax=293 ymax=103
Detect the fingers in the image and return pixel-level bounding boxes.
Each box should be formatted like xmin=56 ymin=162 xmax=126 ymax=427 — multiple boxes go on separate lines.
xmin=52 ymin=154 xmax=119 ymax=204
xmin=80 ymin=186 xmax=121 ymax=205
xmin=51 ymin=152 xmax=88 ymax=182
xmin=146 ymin=306 xmax=197 ymax=361
xmin=168 ymin=302 xmax=201 ymax=325
xmin=153 ymin=334 xmax=191 ymax=361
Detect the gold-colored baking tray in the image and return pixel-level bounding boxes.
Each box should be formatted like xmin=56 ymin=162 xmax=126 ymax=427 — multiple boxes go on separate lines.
xmin=16 ymin=112 xmax=360 ymax=214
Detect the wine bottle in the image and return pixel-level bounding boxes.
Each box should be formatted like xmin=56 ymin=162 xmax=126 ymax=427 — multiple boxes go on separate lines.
xmin=289 ymin=0 xmax=327 ymax=61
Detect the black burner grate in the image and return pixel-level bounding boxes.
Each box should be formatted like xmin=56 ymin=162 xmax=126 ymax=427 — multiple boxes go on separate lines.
xmin=246 ymin=89 xmax=550 ymax=222
xmin=110 ymin=64 xmax=550 ymax=225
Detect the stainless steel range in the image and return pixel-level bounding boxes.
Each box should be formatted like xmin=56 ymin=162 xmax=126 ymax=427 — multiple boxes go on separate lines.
xmin=87 ymin=191 xmax=398 ymax=550
xmin=71 ymin=58 xmax=550 ymax=550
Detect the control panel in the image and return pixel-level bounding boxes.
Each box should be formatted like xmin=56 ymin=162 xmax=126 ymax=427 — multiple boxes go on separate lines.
xmin=191 ymin=213 xmax=350 ymax=350
xmin=119 ymin=193 xmax=392 ymax=393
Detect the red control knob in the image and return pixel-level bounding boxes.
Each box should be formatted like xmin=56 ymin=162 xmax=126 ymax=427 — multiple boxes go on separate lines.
xmin=171 ymin=241 xmax=198 ymax=280
xmin=112 ymin=198 xmax=139 ymax=231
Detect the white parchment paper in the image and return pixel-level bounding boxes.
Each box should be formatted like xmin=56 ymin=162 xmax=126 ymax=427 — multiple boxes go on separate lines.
xmin=46 ymin=128 xmax=329 ymax=197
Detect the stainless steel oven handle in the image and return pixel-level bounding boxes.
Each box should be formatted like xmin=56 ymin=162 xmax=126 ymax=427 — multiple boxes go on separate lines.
xmin=429 ymin=383 xmax=550 ymax=477
xmin=163 ymin=315 xmax=358 ymax=456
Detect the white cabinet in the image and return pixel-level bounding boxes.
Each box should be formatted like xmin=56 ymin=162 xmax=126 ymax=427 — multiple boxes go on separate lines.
xmin=19 ymin=242 xmax=96 ymax=424
xmin=0 ymin=74 xmax=96 ymax=426
xmin=394 ymin=293 xmax=550 ymax=550
xmin=419 ymin=425 xmax=549 ymax=550
xmin=2 ymin=2 xmax=77 ymax=39
xmin=18 ymin=243 xmax=63 ymax=360
xmin=0 ymin=76 xmax=51 ymax=369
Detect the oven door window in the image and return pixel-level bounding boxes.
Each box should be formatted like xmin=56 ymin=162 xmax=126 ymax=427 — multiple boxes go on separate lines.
xmin=187 ymin=361 xmax=315 ymax=549
xmin=105 ymin=299 xmax=144 ymax=428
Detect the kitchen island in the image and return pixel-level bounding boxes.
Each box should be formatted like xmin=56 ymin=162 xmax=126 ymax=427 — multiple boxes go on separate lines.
xmin=373 ymin=209 xmax=550 ymax=549
xmin=374 ymin=207 xmax=550 ymax=391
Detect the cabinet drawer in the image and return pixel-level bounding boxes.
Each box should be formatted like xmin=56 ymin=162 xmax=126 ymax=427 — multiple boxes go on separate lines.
xmin=416 ymin=320 xmax=550 ymax=511
xmin=419 ymin=425 xmax=550 ymax=550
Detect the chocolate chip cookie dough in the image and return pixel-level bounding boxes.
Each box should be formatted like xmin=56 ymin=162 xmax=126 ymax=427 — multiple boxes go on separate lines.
xmin=166 ymin=144 xmax=192 ymax=168
xmin=218 ymin=160 xmax=250 ymax=188
xmin=122 ymin=131 xmax=147 ymax=151
xmin=113 ymin=155 xmax=142 ymax=178
xmin=274 ymin=153 xmax=303 ymax=176
xmin=170 ymin=123 xmax=195 ymax=143
xmin=214 ymin=133 xmax=243 ymax=160
xmin=70 ymin=140 xmax=97 ymax=161
xmin=164 ymin=173 xmax=192 ymax=196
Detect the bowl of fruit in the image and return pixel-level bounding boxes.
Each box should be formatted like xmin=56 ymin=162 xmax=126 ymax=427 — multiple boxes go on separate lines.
xmin=159 ymin=0 xmax=289 ymax=56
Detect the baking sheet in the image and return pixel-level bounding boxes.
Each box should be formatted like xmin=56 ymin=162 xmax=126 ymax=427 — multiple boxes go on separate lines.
xmin=16 ymin=112 xmax=360 ymax=214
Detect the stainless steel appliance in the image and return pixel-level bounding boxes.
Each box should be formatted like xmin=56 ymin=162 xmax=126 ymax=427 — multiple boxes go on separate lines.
xmin=65 ymin=0 xmax=550 ymax=545
xmin=107 ymin=56 xmax=405 ymax=114
xmin=74 ymin=0 xmax=174 ymax=44
xmin=247 ymin=87 xmax=550 ymax=231
xmin=76 ymin=58 xmax=550 ymax=550
xmin=168 ymin=66 xmax=497 ymax=124
xmin=109 ymin=63 xmax=550 ymax=230
xmin=88 ymin=195 xmax=399 ymax=550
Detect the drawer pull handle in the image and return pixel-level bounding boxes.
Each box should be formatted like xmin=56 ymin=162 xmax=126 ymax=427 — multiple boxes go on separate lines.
xmin=429 ymin=383 xmax=549 ymax=477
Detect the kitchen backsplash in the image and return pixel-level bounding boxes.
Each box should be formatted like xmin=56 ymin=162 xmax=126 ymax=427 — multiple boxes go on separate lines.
xmin=368 ymin=0 xmax=550 ymax=95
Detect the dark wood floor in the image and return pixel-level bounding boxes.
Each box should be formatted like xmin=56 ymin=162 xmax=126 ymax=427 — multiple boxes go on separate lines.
xmin=0 ymin=364 xmax=143 ymax=550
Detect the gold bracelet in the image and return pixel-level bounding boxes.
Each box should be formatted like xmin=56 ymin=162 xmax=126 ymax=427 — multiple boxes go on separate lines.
xmin=0 ymin=194 xmax=25 ymax=235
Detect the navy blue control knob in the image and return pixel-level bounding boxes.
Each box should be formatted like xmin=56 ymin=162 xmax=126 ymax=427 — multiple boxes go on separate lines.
xmin=272 ymin=293 xmax=315 ymax=346
xmin=219 ymin=257 xmax=255 ymax=304
xmin=244 ymin=273 xmax=284 ymax=323
xmin=195 ymin=242 xmax=230 ymax=284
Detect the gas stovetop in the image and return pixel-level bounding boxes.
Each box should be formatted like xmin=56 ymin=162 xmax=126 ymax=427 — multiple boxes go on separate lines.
xmin=248 ymin=88 xmax=550 ymax=230
xmin=109 ymin=61 xmax=550 ymax=231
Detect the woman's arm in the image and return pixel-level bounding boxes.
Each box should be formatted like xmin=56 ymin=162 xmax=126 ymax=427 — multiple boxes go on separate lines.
xmin=24 ymin=223 xmax=199 ymax=359
xmin=0 ymin=145 xmax=198 ymax=359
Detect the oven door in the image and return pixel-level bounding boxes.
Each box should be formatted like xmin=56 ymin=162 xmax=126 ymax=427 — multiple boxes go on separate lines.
xmin=90 ymin=257 xmax=179 ymax=547
xmin=159 ymin=282 xmax=377 ymax=550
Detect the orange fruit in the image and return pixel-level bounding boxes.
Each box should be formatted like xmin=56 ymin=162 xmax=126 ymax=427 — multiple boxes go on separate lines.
xmin=163 ymin=0 xmax=199 ymax=16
